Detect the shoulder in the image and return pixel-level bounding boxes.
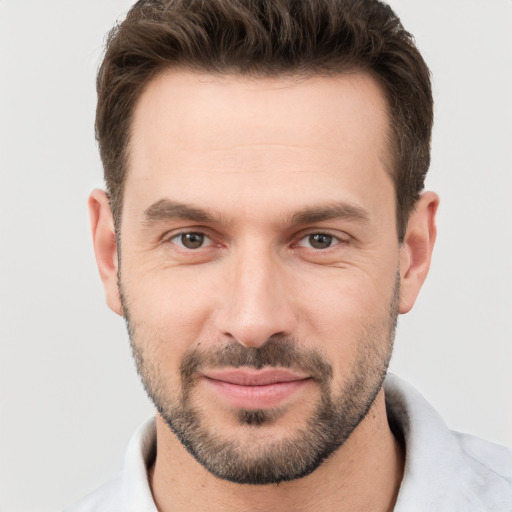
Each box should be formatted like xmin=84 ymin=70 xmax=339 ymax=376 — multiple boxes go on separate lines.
xmin=385 ymin=375 xmax=512 ymax=511
xmin=454 ymin=431 xmax=512 ymax=502
xmin=456 ymin=431 xmax=512 ymax=478
xmin=62 ymin=417 xmax=158 ymax=512
xmin=63 ymin=473 xmax=125 ymax=512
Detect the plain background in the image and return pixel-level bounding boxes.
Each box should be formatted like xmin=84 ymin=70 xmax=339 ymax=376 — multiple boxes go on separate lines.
xmin=1 ymin=1 xmax=511 ymax=510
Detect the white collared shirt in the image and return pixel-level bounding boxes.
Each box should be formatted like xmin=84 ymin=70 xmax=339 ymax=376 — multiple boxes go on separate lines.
xmin=64 ymin=375 xmax=512 ymax=511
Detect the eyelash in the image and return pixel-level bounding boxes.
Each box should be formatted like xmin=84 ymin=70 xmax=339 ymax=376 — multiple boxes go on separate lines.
xmin=165 ymin=230 xmax=348 ymax=251
xmin=167 ymin=231 xmax=214 ymax=250
xmin=295 ymin=232 xmax=346 ymax=250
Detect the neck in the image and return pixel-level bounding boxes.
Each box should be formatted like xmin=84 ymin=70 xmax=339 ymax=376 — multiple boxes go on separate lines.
xmin=150 ymin=389 xmax=404 ymax=512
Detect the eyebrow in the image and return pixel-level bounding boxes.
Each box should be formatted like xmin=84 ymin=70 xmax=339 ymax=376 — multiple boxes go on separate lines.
xmin=143 ymin=199 xmax=217 ymax=224
xmin=289 ymin=202 xmax=370 ymax=225
xmin=143 ymin=199 xmax=370 ymax=227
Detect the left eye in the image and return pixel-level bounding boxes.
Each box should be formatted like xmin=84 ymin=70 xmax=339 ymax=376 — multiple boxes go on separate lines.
xmin=298 ymin=233 xmax=340 ymax=250
xmin=170 ymin=232 xmax=212 ymax=249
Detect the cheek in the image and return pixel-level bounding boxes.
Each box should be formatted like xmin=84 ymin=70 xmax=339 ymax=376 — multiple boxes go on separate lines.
xmin=295 ymin=269 xmax=397 ymax=370
xmin=121 ymin=266 xmax=215 ymax=356
xmin=299 ymin=266 xmax=396 ymax=325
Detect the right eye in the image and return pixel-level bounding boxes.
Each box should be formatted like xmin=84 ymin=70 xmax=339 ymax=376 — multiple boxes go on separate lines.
xmin=169 ymin=232 xmax=213 ymax=250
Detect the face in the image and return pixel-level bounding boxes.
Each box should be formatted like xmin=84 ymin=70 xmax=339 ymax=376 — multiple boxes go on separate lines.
xmin=118 ymin=70 xmax=402 ymax=484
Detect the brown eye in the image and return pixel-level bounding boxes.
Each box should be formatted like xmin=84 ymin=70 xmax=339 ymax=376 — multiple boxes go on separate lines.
xmin=308 ymin=233 xmax=334 ymax=249
xmin=173 ymin=232 xmax=208 ymax=249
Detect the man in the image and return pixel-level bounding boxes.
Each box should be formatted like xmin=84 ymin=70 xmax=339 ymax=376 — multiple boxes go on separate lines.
xmin=66 ymin=0 xmax=512 ymax=510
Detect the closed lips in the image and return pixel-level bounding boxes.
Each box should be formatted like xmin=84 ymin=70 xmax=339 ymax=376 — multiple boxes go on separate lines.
xmin=202 ymin=369 xmax=310 ymax=386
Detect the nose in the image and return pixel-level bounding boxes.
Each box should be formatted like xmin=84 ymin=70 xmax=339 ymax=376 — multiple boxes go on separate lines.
xmin=214 ymin=243 xmax=297 ymax=349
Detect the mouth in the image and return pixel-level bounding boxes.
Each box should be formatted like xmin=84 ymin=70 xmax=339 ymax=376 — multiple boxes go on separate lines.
xmin=201 ymin=368 xmax=312 ymax=410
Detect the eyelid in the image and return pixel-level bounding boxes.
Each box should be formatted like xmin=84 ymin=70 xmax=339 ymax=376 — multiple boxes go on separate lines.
xmin=294 ymin=230 xmax=349 ymax=249
xmin=160 ymin=225 xmax=211 ymax=241
xmin=165 ymin=229 xmax=214 ymax=249
xmin=160 ymin=227 xmax=349 ymax=250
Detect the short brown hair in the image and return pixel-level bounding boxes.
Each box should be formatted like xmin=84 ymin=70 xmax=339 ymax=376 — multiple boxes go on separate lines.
xmin=96 ymin=0 xmax=432 ymax=241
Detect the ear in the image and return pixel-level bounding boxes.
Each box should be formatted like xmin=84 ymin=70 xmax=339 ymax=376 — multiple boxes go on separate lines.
xmin=399 ymin=191 xmax=439 ymax=314
xmin=89 ymin=189 xmax=123 ymax=316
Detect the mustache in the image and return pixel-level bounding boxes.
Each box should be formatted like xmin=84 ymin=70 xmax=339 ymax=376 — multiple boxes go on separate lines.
xmin=179 ymin=335 xmax=333 ymax=385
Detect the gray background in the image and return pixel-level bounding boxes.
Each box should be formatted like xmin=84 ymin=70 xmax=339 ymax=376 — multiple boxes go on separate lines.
xmin=1 ymin=1 xmax=511 ymax=510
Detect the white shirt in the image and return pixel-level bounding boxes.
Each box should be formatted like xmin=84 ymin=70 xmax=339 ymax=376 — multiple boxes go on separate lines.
xmin=64 ymin=375 xmax=512 ymax=511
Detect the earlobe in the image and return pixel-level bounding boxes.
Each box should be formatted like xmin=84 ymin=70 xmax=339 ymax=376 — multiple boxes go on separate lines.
xmin=399 ymin=191 xmax=439 ymax=314
xmin=89 ymin=189 xmax=123 ymax=316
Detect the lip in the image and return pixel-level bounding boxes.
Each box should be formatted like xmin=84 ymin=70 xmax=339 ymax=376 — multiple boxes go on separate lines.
xmin=202 ymin=368 xmax=311 ymax=409
xmin=204 ymin=368 xmax=309 ymax=385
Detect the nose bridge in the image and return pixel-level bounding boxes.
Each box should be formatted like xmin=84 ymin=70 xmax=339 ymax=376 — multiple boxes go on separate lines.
xmin=217 ymin=236 xmax=295 ymax=348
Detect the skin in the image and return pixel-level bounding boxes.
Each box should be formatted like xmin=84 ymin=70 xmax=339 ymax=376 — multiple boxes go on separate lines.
xmin=90 ymin=70 xmax=438 ymax=512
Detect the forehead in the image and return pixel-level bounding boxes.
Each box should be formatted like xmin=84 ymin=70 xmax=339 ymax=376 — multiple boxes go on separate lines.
xmin=125 ymin=69 xmax=393 ymax=223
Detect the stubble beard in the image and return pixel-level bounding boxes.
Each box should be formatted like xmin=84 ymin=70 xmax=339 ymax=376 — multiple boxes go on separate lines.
xmin=121 ymin=278 xmax=399 ymax=485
